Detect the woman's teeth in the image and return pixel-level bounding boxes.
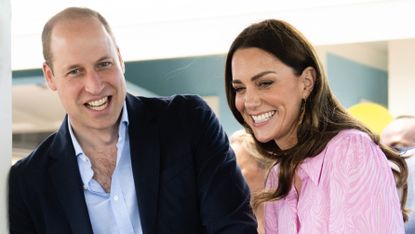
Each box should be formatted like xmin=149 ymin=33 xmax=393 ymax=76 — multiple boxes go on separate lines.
xmin=252 ymin=111 xmax=275 ymax=123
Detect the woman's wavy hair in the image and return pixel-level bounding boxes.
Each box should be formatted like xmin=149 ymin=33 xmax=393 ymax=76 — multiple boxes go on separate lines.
xmin=224 ymin=19 xmax=408 ymax=221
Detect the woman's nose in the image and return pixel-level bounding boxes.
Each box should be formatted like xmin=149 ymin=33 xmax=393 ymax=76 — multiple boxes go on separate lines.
xmin=244 ymin=89 xmax=261 ymax=109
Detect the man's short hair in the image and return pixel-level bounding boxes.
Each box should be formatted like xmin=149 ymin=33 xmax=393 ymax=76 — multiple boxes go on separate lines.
xmin=41 ymin=7 xmax=117 ymax=67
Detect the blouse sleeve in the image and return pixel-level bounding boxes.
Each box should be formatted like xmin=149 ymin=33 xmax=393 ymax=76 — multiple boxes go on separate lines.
xmin=325 ymin=130 xmax=404 ymax=233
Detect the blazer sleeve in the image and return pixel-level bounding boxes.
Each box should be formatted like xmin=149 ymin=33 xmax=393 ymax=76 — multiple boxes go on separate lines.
xmin=8 ymin=163 xmax=37 ymax=233
xmin=326 ymin=131 xmax=404 ymax=233
xmin=185 ymin=95 xmax=257 ymax=234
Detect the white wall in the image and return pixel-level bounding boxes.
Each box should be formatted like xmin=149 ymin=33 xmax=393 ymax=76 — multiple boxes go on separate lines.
xmin=11 ymin=0 xmax=415 ymax=70
xmin=317 ymin=42 xmax=388 ymax=72
xmin=388 ymin=39 xmax=415 ymax=117
xmin=0 ymin=0 xmax=11 ymax=232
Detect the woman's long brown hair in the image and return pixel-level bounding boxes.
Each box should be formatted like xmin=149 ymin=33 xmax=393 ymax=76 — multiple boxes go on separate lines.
xmin=224 ymin=19 xmax=408 ymax=221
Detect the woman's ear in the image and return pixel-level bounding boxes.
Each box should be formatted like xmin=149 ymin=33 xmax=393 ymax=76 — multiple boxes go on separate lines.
xmin=301 ymin=67 xmax=316 ymax=99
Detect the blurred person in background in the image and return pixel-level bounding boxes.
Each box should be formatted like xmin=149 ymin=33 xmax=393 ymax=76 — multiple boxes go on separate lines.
xmin=381 ymin=115 xmax=415 ymax=154
xmin=382 ymin=115 xmax=415 ymax=233
xmin=230 ymin=129 xmax=274 ymax=234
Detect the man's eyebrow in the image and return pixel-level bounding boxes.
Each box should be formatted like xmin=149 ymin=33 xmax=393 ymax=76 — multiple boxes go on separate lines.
xmin=65 ymin=64 xmax=81 ymax=71
xmin=97 ymin=56 xmax=112 ymax=62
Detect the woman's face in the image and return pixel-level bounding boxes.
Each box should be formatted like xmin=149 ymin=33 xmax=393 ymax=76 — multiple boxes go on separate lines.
xmin=231 ymin=48 xmax=313 ymax=150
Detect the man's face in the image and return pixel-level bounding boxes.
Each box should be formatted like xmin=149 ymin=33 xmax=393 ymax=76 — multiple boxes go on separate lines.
xmin=43 ymin=17 xmax=126 ymax=133
xmin=381 ymin=118 xmax=415 ymax=152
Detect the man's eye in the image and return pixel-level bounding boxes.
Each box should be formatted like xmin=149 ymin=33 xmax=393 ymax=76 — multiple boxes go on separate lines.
xmin=98 ymin=61 xmax=112 ymax=69
xmin=393 ymin=145 xmax=414 ymax=154
xmin=67 ymin=69 xmax=80 ymax=77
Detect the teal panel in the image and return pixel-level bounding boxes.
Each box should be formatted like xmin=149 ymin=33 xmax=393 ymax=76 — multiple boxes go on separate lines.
xmin=12 ymin=69 xmax=44 ymax=85
xmin=125 ymin=56 xmax=224 ymax=96
xmin=124 ymin=55 xmax=242 ymax=135
xmin=326 ymin=53 xmax=388 ymax=108
xmin=13 ymin=69 xmax=43 ymax=78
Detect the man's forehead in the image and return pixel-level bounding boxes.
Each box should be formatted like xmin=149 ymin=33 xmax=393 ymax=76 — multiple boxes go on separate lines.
xmin=52 ymin=17 xmax=101 ymax=35
xmin=50 ymin=18 xmax=113 ymax=52
xmin=382 ymin=120 xmax=407 ymax=139
xmin=395 ymin=118 xmax=415 ymax=129
xmin=383 ymin=118 xmax=415 ymax=141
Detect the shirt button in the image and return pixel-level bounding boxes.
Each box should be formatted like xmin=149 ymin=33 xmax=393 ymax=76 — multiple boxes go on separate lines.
xmin=114 ymin=195 xmax=119 ymax=201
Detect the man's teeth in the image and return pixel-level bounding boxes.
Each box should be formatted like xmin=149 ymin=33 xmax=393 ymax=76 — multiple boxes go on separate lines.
xmin=87 ymin=97 xmax=108 ymax=110
xmin=252 ymin=111 xmax=275 ymax=123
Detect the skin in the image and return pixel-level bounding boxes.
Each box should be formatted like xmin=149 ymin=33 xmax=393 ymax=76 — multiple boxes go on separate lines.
xmin=381 ymin=118 xmax=415 ymax=152
xmin=232 ymin=143 xmax=267 ymax=195
xmin=42 ymin=17 xmax=126 ymax=192
xmin=231 ymin=48 xmax=315 ymax=195
xmin=231 ymin=48 xmax=315 ymax=150
xmin=231 ymin=142 xmax=268 ymax=234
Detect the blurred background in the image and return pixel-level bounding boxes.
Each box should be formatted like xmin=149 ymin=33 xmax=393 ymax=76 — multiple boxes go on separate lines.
xmin=9 ymin=0 xmax=415 ymax=163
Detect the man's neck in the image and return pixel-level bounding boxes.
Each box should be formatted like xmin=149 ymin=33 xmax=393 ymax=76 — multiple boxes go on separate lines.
xmin=71 ymin=122 xmax=119 ymax=151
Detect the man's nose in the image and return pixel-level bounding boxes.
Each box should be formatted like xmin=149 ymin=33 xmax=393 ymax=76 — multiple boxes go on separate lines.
xmin=84 ymin=70 xmax=104 ymax=94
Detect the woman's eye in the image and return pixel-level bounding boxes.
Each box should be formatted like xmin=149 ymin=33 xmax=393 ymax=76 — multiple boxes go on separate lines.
xmin=233 ymin=86 xmax=245 ymax=93
xmin=258 ymin=81 xmax=273 ymax=88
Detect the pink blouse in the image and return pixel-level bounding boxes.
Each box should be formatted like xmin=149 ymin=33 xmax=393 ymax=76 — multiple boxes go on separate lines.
xmin=264 ymin=129 xmax=404 ymax=234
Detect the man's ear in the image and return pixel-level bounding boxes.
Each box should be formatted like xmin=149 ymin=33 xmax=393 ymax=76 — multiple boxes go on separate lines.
xmin=42 ymin=62 xmax=57 ymax=91
xmin=301 ymin=66 xmax=316 ymax=99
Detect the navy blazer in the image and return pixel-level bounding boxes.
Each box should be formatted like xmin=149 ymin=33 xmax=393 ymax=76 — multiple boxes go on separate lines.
xmin=9 ymin=94 xmax=257 ymax=234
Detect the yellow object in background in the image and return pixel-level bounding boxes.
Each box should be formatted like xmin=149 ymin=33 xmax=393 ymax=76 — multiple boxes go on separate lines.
xmin=348 ymin=102 xmax=393 ymax=135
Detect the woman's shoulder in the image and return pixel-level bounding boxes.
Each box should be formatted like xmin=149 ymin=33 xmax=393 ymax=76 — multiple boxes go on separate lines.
xmin=323 ymin=129 xmax=385 ymax=167
xmin=331 ymin=128 xmax=370 ymax=141
xmin=327 ymin=129 xmax=374 ymax=149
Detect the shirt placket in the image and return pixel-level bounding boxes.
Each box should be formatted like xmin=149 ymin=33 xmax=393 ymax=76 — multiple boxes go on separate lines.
xmin=285 ymin=186 xmax=299 ymax=233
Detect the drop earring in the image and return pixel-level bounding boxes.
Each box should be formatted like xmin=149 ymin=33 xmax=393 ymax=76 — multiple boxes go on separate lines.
xmin=298 ymin=98 xmax=306 ymax=126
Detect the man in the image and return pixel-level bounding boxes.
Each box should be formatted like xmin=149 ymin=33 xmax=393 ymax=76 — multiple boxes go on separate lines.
xmin=381 ymin=116 xmax=415 ymax=154
xmin=381 ymin=115 xmax=415 ymax=234
xmin=8 ymin=7 xmax=256 ymax=234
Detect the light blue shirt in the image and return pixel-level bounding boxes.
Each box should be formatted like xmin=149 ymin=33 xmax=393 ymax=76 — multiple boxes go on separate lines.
xmin=68 ymin=104 xmax=142 ymax=234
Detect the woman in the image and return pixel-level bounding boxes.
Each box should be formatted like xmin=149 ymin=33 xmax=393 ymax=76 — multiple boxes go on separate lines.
xmin=230 ymin=129 xmax=274 ymax=234
xmin=224 ymin=19 xmax=408 ymax=233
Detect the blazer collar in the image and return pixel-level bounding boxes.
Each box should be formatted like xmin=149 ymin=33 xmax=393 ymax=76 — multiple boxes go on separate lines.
xmin=47 ymin=116 xmax=93 ymax=234
xmin=126 ymin=93 xmax=161 ymax=234
xmin=47 ymin=94 xmax=161 ymax=234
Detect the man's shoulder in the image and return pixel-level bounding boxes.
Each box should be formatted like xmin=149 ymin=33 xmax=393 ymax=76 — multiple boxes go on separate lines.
xmin=130 ymin=94 xmax=206 ymax=106
xmin=128 ymin=94 xmax=209 ymax=113
xmin=12 ymin=132 xmax=57 ymax=173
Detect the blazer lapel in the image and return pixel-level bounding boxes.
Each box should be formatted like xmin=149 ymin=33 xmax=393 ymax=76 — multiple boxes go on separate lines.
xmin=127 ymin=94 xmax=160 ymax=234
xmin=48 ymin=118 xmax=93 ymax=234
